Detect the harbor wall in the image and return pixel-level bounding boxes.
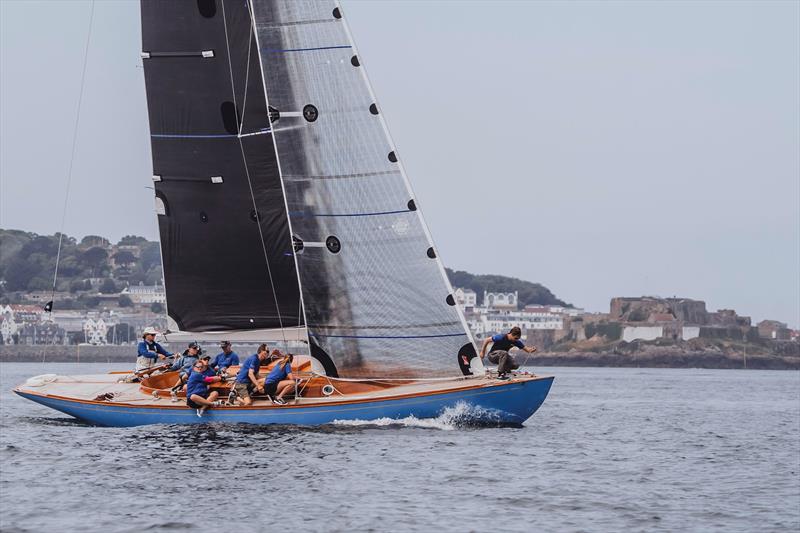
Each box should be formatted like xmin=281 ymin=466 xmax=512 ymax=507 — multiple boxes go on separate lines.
xmin=0 ymin=345 xmax=134 ymax=363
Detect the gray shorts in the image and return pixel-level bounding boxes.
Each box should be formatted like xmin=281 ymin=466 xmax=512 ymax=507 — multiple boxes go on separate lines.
xmin=234 ymin=382 xmax=253 ymax=400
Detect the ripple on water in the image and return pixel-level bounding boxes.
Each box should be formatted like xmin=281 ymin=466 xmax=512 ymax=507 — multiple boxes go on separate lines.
xmin=1 ymin=364 xmax=798 ymax=533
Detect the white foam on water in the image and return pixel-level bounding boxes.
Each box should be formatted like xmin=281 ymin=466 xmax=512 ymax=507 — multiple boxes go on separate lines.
xmin=331 ymin=401 xmax=504 ymax=430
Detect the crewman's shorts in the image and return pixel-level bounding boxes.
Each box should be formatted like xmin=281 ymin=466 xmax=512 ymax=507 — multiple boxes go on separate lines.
xmin=264 ymin=381 xmax=278 ymax=398
xmin=234 ymin=382 xmax=253 ymax=400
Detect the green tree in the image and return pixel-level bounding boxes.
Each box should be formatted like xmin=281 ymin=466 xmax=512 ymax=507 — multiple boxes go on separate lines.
xmin=112 ymin=250 xmax=136 ymax=266
xmin=53 ymin=232 xmax=77 ymax=247
xmin=144 ymin=269 xmax=163 ymax=286
xmin=99 ymin=278 xmax=118 ymax=294
xmin=117 ymin=235 xmax=148 ymax=246
xmin=150 ymin=302 xmax=164 ymax=313
xmin=81 ymin=247 xmax=108 ymax=276
xmin=118 ymin=294 xmax=133 ymax=307
xmin=80 ymin=295 xmax=100 ymax=308
xmin=26 ymin=276 xmax=52 ymax=291
xmin=57 ymin=255 xmax=81 ymax=277
xmin=20 ymin=235 xmax=57 ymax=258
xmin=80 ymin=235 xmax=110 ymax=248
xmin=4 ymin=257 xmax=41 ymax=290
xmin=139 ymin=243 xmax=162 ymax=272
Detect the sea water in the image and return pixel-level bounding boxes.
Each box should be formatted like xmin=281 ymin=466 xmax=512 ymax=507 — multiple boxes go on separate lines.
xmin=0 ymin=363 xmax=797 ymax=532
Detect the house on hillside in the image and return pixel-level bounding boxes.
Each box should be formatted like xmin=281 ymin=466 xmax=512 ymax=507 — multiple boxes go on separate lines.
xmin=454 ymin=288 xmax=477 ymax=309
xmin=484 ymin=291 xmax=518 ymax=310
xmin=121 ymin=282 xmax=166 ymax=304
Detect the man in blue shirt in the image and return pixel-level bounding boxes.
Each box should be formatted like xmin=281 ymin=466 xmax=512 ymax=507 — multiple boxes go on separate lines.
xmin=233 ymin=344 xmax=269 ymax=406
xmin=168 ymin=342 xmax=202 ymax=401
xmin=265 ymin=353 xmax=296 ymax=405
xmin=186 ymin=360 xmax=226 ymax=417
xmin=478 ymin=326 xmax=537 ymax=379
xmin=210 ymin=341 xmax=240 ymax=374
xmin=135 ymin=328 xmax=172 ymax=371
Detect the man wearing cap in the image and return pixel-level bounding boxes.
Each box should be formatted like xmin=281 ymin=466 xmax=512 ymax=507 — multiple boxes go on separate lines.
xmin=168 ymin=342 xmax=202 ymax=400
xmin=135 ymin=328 xmax=172 ymax=371
xmin=210 ymin=341 xmax=240 ymax=375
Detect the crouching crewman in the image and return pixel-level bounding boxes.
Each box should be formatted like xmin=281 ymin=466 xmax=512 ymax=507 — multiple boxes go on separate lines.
xmin=186 ymin=361 xmax=226 ymax=417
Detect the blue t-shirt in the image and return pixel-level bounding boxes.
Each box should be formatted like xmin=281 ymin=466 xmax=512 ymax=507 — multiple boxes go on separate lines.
xmin=137 ymin=340 xmax=171 ymax=360
xmin=211 ymin=351 xmax=240 ymax=371
xmin=171 ymin=353 xmax=198 ymax=375
xmin=236 ymin=354 xmax=262 ymax=383
xmin=265 ymin=362 xmax=292 ymax=386
xmin=186 ymin=371 xmax=210 ymax=399
xmin=491 ymin=333 xmax=524 ymax=352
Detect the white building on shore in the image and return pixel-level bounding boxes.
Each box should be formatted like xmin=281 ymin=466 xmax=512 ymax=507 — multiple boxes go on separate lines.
xmin=121 ymin=282 xmax=166 ymax=304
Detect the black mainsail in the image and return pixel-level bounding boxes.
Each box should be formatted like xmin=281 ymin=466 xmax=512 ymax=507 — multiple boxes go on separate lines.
xmin=141 ymin=0 xmax=478 ymax=378
xmin=141 ymin=0 xmax=301 ymax=334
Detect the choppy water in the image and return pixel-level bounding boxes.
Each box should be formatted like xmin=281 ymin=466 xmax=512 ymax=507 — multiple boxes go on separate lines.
xmin=1 ymin=363 xmax=798 ymax=532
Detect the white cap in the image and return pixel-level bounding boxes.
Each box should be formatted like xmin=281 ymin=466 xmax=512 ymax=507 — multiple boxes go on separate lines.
xmin=142 ymin=327 xmax=159 ymax=336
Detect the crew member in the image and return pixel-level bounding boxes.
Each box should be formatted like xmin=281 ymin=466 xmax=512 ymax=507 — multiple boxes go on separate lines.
xmin=135 ymin=328 xmax=172 ymax=371
xmin=233 ymin=344 xmax=269 ymax=406
xmin=186 ymin=361 xmax=225 ymax=417
xmin=169 ymin=342 xmax=202 ymax=401
xmin=210 ymin=341 xmax=240 ymax=374
xmin=265 ymin=353 xmax=296 ymax=405
xmin=478 ymin=326 xmax=537 ymax=379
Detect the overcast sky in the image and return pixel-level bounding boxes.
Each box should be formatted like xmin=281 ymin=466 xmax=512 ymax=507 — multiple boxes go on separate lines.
xmin=1 ymin=0 xmax=798 ymax=327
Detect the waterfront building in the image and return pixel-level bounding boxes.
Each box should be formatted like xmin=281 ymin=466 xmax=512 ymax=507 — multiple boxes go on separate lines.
xmin=454 ymin=288 xmax=477 ymax=309
xmin=18 ymin=323 xmax=67 ymax=346
xmin=0 ymin=315 xmax=18 ymax=344
xmin=120 ymin=281 xmax=167 ymax=304
xmin=483 ymin=291 xmax=518 ymax=309
xmin=83 ymin=318 xmax=109 ymax=345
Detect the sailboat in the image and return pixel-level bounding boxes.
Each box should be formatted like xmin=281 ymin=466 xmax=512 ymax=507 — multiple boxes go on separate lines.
xmin=14 ymin=0 xmax=554 ymax=427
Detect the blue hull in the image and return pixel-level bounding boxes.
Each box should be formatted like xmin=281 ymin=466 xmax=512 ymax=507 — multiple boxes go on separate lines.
xmin=14 ymin=377 xmax=554 ymax=427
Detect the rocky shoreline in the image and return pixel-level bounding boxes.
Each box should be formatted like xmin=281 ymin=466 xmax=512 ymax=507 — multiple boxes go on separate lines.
xmin=530 ymin=351 xmax=799 ymax=370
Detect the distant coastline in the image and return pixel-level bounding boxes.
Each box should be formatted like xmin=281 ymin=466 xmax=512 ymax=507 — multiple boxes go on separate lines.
xmin=2 ymin=345 xmax=797 ymax=370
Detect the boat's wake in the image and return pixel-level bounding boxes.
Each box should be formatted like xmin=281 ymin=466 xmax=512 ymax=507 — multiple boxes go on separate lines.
xmin=331 ymin=401 xmax=517 ymax=430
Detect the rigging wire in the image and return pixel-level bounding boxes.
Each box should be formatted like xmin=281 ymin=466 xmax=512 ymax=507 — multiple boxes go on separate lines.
xmin=40 ymin=0 xmax=95 ymax=361
xmin=50 ymin=0 xmax=96 ymax=310
xmin=220 ymin=0 xmax=288 ymax=345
